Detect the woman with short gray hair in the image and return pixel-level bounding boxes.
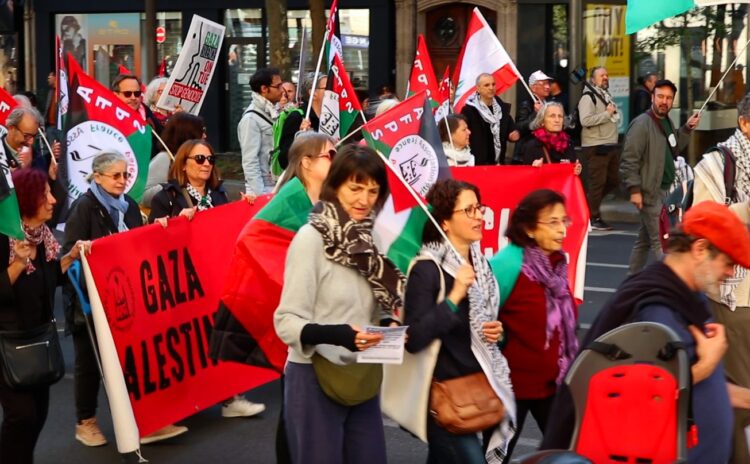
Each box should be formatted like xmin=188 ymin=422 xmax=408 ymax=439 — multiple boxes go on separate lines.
xmin=520 ymin=102 xmax=581 ymax=175
xmin=62 ymin=151 xmax=188 ymax=446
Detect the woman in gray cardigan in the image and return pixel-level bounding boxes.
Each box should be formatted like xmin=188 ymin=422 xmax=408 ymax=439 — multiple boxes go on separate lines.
xmin=274 ymin=145 xmax=405 ymax=464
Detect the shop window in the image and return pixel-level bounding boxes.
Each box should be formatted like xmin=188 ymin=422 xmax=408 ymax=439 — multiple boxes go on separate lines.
xmin=636 ymin=5 xmax=749 ymax=117
xmin=140 ymin=12 xmax=183 ymax=79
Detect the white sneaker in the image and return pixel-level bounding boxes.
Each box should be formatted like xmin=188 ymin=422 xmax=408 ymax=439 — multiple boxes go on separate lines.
xmin=221 ymin=395 xmax=266 ymax=418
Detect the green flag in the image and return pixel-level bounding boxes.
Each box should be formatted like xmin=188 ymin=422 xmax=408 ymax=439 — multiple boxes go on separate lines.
xmin=625 ymin=0 xmax=694 ymax=34
xmin=0 ymin=148 xmax=23 ymax=239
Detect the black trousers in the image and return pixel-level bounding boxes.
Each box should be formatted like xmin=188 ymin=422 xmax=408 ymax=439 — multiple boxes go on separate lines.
xmin=502 ymin=395 xmax=556 ymax=464
xmin=73 ymin=327 xmax=101 ymax=421
xmin=0 ymin=373 xmax=50 ymax=464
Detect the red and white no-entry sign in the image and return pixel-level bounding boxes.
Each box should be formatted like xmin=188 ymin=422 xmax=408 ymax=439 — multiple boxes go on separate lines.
xmin=156 ymin=26 xmax=166 ymax=43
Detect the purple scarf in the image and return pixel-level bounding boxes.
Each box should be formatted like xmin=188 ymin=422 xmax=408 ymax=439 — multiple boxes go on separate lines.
xmin=521 ymin=246 xmax=579 ymax=384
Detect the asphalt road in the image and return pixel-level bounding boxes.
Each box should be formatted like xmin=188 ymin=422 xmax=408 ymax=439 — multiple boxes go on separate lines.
xmin=14 ymin=221 xmax=642 ymax=464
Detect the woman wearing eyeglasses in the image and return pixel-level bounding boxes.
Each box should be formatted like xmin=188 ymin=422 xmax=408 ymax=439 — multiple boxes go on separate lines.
xmin=148 ymin=139 xmax=228 ymax=224
xmin=61 ymin=151 xmax=157 ymax=447
xmin=403 ymin=178 xmax=516 ymax=463
xmin=488 ymin=189 xmax=579 ymax=463
xmin=519 ymin=102 xmax=582 ymax=176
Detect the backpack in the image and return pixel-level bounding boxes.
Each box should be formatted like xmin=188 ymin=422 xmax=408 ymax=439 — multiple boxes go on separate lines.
xmin=683 ymin=145 xmax=736 ymax=210
xmin=567 ymin=92 xmax=596 ymax=146
xmin=270 ymin=107 xmax=304 ymax=176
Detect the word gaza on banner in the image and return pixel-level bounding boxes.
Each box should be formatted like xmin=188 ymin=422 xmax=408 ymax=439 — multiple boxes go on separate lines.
xmin=156 ymin=15 xmax=225 ymax=114
xmin=85 ymin=201 xmax=277 ymax=436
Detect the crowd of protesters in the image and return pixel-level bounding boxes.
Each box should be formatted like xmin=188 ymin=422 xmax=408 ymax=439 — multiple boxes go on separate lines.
xmin=2 ymin=53 xmax=750 ymax=464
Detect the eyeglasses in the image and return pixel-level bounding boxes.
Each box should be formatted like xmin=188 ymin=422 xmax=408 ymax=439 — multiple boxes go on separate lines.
xmin=269 ymin=82 xmax=283 ymax=89
xmin=454 ymin=204 xmax=486 ymax=218
xmin=98 ymin=171 xmax=131 ymax=181
xmin=12 ymin=127 xmax=37 ymax=141
xmin=187 ymin=154 xmax=216 ymax=165
xmin=117 ymin=90 xmax=142 ymax=98
xmin=313 ymin=149 xmax=336 ymax=160
xmin=537 ymin=217 xmax=573 ymax=229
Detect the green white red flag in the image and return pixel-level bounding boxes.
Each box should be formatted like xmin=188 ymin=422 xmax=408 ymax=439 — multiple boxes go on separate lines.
xmin=219 ymin=178 xmax=313 ymax=372
xmin=323 ymin=0 xmax=341 ymax=69
xmin=0 ymin=144 xmax=22 ymax=239
xmin=63 ymin=54 xmax=152 ymax=204
xmin=319 ymin=54 xmax=363 ymax=140
xmin=362 ymin=90 xmax=451 ymax=272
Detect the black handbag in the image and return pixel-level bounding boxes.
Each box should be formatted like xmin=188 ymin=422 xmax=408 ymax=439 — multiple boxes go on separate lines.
xmin=0 ymin=320 xmax=65 ymax=389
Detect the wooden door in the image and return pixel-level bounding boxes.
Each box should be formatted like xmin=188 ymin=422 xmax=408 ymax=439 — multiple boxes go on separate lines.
xmin=425 ymin=4 xmax=497 ymax=79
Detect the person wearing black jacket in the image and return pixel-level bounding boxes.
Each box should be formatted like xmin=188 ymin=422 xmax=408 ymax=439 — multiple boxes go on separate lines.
xmin=519 ymin=102 xmax=582 ymax=175
xmin=631 ymin=73 xmax=657 ymax=121
xmin=62 ymin=151 xmax=147 ymax=447
xmin=275 ymin=73 xmax=325 ymax=170
xmin=1 ymin=168 xmax=88 ymax=464
xmin=461 ymin=73 xmax=519 ymax=165
xmin=512 ymin=70 xmax=552 ymax=164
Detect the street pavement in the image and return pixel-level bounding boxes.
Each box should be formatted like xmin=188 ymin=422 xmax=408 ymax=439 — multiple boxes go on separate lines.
xmin=16 ymin=221 xmax=643 ymax=463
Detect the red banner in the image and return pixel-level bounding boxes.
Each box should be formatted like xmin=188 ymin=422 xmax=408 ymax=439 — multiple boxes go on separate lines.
xmin=85 ymin=200 xmax=278 ymax=436
xmin=451 ymin=164 xmax=590 ymax=299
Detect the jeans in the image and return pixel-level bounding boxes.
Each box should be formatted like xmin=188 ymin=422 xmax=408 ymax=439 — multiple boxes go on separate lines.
xmin=581 ymin=146 xmax=620 ymax=219
xmin=627 ymin=190 xmax=667 ymax=274
xmin=502 ymin=396 xmax=556 ymax=464
xmin=426 ymin=413 xmax=489 ymax=464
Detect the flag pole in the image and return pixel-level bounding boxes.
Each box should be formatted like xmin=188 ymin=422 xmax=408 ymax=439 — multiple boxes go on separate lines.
xmin=152 ymin=130 xmax=175 ymax=162
xmin=37 ymin=128 xmax=57 ymax=166
xmin=306 ymin=29 xmax=330 ymax=120
xmin=698 ymin=35 xmax=750 ymax=115
xmin=373 ymin=149 xmax=464 ymax=263
xmin=515 ymin=68 xmax=539 ymax=103
xmin=443 ymin=116 xmax=455 ymax=151
xmin=336 ymin=125 xmax=363 ymax=146
xmin=296 ymin=25 xmax=306 ymax=104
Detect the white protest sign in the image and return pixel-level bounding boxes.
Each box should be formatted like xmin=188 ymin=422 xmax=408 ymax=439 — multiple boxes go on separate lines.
xmin=156 ymin=15 xmax=225 ymax=114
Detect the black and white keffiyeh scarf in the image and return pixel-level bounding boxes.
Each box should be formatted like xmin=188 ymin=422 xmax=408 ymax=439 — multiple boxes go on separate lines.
xmin=420 ymin=240 xmax=517 ymax=463
xmin=308 ymin=200 xmax=404 ymax=320
xmin=466 ymin=92 xmax=504 ymax=163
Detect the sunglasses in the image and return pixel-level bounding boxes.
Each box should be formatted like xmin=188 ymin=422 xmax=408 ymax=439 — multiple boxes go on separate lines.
xmin=118 ymin=90 xmax=142 ymax=98
xmin=188 ymin=154 xmax=216 ymax=165
xmin=99 ymin=171 xmax=132 ymax=181
xmin=314 ymin=149 xmax=336 ymax=160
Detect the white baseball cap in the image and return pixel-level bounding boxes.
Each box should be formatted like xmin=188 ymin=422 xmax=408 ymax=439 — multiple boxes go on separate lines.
xmin=528 ymin=70 xmax=553 ymax=85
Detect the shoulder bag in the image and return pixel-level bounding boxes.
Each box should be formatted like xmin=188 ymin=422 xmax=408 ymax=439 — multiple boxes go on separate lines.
xmin=381 ymin=256 xmax=444 ymax=442
xmin=0 ymin=319 xmax=65 ymax=389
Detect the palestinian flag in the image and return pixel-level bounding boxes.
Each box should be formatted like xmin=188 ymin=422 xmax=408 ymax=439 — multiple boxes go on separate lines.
xmin=362 ymin=91 xmax=451 ymax=272
xmin=323 ymin=0 xmax=341 ymax=69
xmin=218 ymin=177 xmax=312 ymax=372
xmin=63 ymin=54 xmax=152 ymax=204
xmin=318 ymin=54 xmax=363 ymax=141
xmin=405 ymin=35 xmax=441 ymax=112
xmin=0 ymin=142 xmax=23 ymax=239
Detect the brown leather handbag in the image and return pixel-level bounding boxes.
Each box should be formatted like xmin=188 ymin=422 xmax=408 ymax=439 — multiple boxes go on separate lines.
xmin=429 ymin=371 xmax=505 ymax=434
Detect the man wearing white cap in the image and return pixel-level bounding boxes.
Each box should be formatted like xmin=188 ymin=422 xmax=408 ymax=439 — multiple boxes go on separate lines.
xmin=512 ymin=70 xmax=552 ymax=164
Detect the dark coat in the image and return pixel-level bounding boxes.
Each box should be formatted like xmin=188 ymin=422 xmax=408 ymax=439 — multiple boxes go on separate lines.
xmin=512 ymin=97 xmax=540 ymax=164
xmin=148 ymin=180 xmax=228 ymax=222
xmin=62 ymin=189 xmax=143 ymax=333
xmin=631 ymin=86 xmax=652 ymax=121
xmin=519 ymin=137 xmax=577 ymax=165
xmin=461 ymin=96 xmax=516 ymax=165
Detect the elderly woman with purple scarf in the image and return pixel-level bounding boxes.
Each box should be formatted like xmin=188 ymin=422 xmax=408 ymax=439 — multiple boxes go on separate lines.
xmin=489 ymin=189 xmax=579 ymax=463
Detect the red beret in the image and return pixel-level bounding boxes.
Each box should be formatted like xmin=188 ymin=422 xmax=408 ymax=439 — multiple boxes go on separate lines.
xmin=681 ymin=201 xmax=750 ymax=268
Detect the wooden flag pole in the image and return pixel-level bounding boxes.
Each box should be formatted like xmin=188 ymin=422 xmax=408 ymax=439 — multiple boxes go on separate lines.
xmin=306 ymin=29 xmax=330 ymax=120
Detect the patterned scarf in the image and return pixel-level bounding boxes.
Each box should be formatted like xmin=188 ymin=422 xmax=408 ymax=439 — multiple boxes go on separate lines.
xmin=718 ymin=128 xmax=750 ymax=202
xmin=185 ymin=183 xmax=214 ymax=211
xmin=308 ymin=200 xmax=404 ymax=320
xmin=8 ymin=222 xmax=61 ymax=274
xmin=520 ymin=247 xmax=579 ymax=384
xmin=421 ymin=240 xmax=517 ymax=463
xmin=532 ymin=128 xmax=571 ymax=155
xmin=466 ymin=92 xmax=503 ymax=163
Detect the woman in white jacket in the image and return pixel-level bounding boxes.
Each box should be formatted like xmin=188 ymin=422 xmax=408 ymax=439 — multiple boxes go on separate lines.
xmin=439 ymin=114 xmax=475 ymax=167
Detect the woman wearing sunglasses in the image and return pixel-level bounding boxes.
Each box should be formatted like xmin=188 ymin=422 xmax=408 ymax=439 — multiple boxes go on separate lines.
xmin=63 ymin=152 xmax=190 ymax=447
xmin=148 ymin=139 xmax=227 ymax=224
xmin=488 ymin=189 xmax=579 ymax=462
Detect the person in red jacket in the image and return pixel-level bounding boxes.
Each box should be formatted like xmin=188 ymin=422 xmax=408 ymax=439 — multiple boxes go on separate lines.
xmin=489 ymin=189 xmax=579 ymax=463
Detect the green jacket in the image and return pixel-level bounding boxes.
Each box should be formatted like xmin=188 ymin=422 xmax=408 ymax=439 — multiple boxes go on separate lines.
xmin=489 ymin=243 xmax=524 ymax=308
xmin=620 ymin=112 xmax=691 ymax=207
